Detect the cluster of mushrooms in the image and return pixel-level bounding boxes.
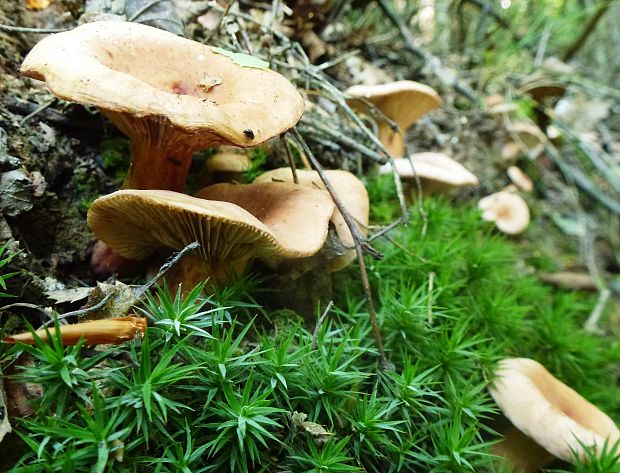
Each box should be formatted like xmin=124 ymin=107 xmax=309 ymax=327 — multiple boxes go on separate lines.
xmin=344 ymin=80 xmax=532 ymax=235
xmin=20 ymin=21 xmax=370 ymax=290
xmin=13 ymin=19 xmax=619 ymax=471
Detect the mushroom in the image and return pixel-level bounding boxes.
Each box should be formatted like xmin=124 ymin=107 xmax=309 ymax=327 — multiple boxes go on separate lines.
xmin=506 ymin=166 xmax=534 ymax=192
xmin=204 ymin=147 xmax=252 ymax=184
xmin=345 ymin=81 xmax=442 ymax=157
xmin=489 ymin=358 xmax=620 ymax=472
xmin=253 ymin=168 xmax=369 ymax=271
xmin=87 ymin=185 xmax=334 ymax=288
xmin=503 ymin=122 xmax=547 ymax=160
xmin=21 ymin=21 xmax=304 ymax=191
xmin=379 ymin=152 xmax=478 ymax=197
xmin=478 ymin=191 xmax=530 ymax=235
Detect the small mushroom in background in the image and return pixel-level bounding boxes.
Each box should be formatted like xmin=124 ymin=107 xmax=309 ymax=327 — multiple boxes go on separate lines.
xmin=87 ymin=185 xmax=334 ymax=289
xmin=478 ymin=191 xmax=530 ymax=235
xmin=345 ymin=81 xmax=442 ymax=157
xmin=379 ymin=152 xmax=479 ymax=198
xmin=21 ymin=21 xmax=304 ymax=192
xmin=254 ymin=168 xmax=369 ymax=272
xmin=506 ymin=166 xmax=534 ymax=192
xmin=489 ymin=358 xmax=620 ymax=473
xmin=502 ymin=122 xmax=547 ymax=161
xmin=204 ymin=147 xmax=252 ymax=184
xmin=484 ymin=94 xmax=519 ymax=115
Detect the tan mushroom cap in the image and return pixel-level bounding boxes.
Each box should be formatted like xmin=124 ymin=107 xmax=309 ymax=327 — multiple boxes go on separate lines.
xmin=194 ymin=182 xmax=335 ymax=257
xmin=489 ymin=358 xmax=620 ymax=466
xmin=345 ymin=81 xmax=442 ymax=156
xmin=379 ymin=152 xmax=479 ymax=195
xmin=21 ymin=21 xmax=304 ymax=190
xmin=206 ymin=149 xmax=252 ymax=174
xmin=506 ymin=166 xmax=534 ymax=192
xmin=478 ymin=191 xmax=530 ymax=235
xmin=254 ymin=168 xmax=369 ymax=271
xmin=505 ymin=122 xmax=547 ymax=159
xmin=88 ymin=186 xmax=333 ymax=284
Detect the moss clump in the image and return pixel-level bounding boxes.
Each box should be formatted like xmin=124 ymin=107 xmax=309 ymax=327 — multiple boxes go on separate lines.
xmin=4 ymin=196 xmax=618 ymax=472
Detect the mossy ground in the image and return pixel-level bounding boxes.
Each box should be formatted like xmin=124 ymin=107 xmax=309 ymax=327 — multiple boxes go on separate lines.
xmin=2 ymin=187 xmax=617 ymax=472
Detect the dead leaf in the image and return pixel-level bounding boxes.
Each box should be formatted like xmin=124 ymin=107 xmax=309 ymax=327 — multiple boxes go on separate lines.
xmin=291 ymin=411 xmax=334 ymax=444
xmin=198 ymin=75 xmax=222 ymax=93
xmin=46 ymin=287 xmax=91 ymax=305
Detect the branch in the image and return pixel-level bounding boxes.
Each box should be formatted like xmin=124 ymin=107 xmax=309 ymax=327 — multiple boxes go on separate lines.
xmin=375 ymin=0 xmax=478 ymax=101
xmin=292 ymin=129 xmax=388 ymax=369
xmin=562 ymin=0 xmax=613 ymax=62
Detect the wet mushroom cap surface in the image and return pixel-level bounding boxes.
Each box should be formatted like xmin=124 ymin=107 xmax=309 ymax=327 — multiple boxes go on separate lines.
xmin=490 ymin=358 xmax=620 ymax=463
xmin=21 ymin=21 xmax=305 ymax=147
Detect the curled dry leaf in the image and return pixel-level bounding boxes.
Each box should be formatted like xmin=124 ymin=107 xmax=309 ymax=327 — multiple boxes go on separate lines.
xmin=2 ymin=317 xmax=147 ymax=346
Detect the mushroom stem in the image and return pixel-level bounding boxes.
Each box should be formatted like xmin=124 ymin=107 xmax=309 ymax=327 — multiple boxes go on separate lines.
xmin=165 ymin=252 xmax=250 ymax=291
xmin=104 ymin=110 xmax=199 ymax=191
xmin=378 ymin=123 xmax=404 ymax=157
xmin=125 ymin=138 xmax=194 ymax=191
xmin=492 ymin=423 xmax=555 ymax=473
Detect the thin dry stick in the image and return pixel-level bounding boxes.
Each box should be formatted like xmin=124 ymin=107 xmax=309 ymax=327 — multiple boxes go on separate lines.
xmin=280 ymin=133 xmax=299 ymax=184
xmin=584 ymin=288 xmax=611 ymax=333
xmin=209 ymin=2 xmax=411 ymax=240
xmin=20 ymin=99 xmax=56 ymax=125
xmin=376 ymin=0 xmax=477 ymax=101
xmin=427 ymin=271 xmax=435 ymax=326
xmin=41 ymin=293 xmax=114 ymax=328
xmin=39 ymin=242 xmax=201 ymax=328
xmin=134 ymin=241 xmax=201 ymax=298
xmin=0 ymin=24 xmax=69 ymax=33
xmin=205 ymin=0 xmax=238 ymax=43
xmin=293 ymin=129 xmax=387 ymax=368
xmin=127 ymin=0 xmax=170 ymax=21
xmin=311 ymin=300 xmax=334 ymax=350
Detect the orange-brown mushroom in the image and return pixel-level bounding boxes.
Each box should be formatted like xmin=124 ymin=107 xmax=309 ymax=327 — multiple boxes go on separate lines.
xmin=88 ymin=185 xmax=334 ymax=288
xmin=489 ymin=358 xmax=620 ymax=472
xmin=254 ymin=168 xmax=369 ymax=271
xmin=379 ymin=152 xmax=478 ymax=197
xmin=21 ymin=21 xmax=304 ymax=191
xmin=345 ymin=81 xmax=442 ymax=157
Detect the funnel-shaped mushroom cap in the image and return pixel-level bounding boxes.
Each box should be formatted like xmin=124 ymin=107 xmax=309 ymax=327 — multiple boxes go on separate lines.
xmin=479 ymin=191 xmax=530 ymax=235
xmin=345 ymin=81 xmax=442 ymax=156
xmin=490 ymin=358 xmax=620 ymax=464
xmin=254 ymin=168 xmax=369 ymax=271
xmin=380 ymin=152 xmax=479 ymax=194
xmin=22 ymin=21 xmax=304 ymax=190
xmin=345 ymin=81 xmax=442 ymax=130
xmin=88 ymin=187 xmax=333 ymax=267
xmin=21 ymin=21 xmax=303 ymax=146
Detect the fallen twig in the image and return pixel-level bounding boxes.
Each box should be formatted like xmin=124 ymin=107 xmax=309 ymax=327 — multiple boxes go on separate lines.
xmin=0 ymin=24 xmax=69 ymax=33
xmin=293 ymin=129 xmax=387 ymax=369
xmin=311 ymin=300 xmax=334 ymax=350
xmin=375 ymin=0 xmax=478 ymax=101
xmin=584 ymin=288 xmax=611 ymax=333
